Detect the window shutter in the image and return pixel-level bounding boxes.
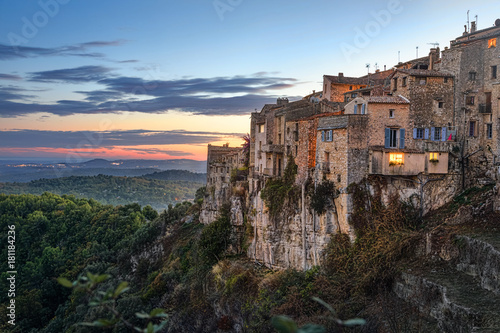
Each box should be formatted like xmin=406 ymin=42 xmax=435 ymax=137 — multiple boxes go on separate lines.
xmin=361 ymin=104 xmax=366 ymax=114
xmin=430 ymin=127 xmax=435 ymax=141
xmin=441 ymin=127 xmax=447 ymax=142
xmin=424 ymin=128 xmax=429 ymax=140
xmin=384 ymin=128 xmax=390 ymax=148
xmin=354 ymin=104 xmax=358 ymax=114
xmin=413 ymin=128 xmax=417 ymax=139
xmin=399 ymin=128 xmax=405 ymax=149
xmin=321 ymin=131 xmax=325 ymax=142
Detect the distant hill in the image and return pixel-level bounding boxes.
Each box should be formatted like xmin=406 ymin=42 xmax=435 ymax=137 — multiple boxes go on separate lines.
xmin=141 ymin=170 xmax=206 ymax=183
xmin=0 ymin=174 xmax=205 ymax=211
xmin=0 ymin=158 xmax=207 ymax=183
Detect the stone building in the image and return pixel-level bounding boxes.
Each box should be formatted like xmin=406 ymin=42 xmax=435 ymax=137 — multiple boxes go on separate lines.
xmin=200 ymin=18 xmax=500 ymax=269
xmin=439 ymin=19 xmax=500 ymax=195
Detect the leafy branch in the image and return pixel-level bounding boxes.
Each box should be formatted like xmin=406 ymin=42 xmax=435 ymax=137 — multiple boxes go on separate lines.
xmin=271 ymin=297 xmax=365 ymax=333
xmin=58 ymin=272 xmax=167 ymax=332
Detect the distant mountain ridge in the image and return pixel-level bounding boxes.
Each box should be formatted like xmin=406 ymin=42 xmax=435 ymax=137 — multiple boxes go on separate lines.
xmin=0 ymin=159 xmax=207 ymax=183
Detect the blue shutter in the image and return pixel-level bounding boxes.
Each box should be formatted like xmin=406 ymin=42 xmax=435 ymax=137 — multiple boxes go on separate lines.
xmin=361 ymin=104 xmax=366 ymax=114
xmin=321 ymin=131 xmax=325 ymax=142
xmin=413 ymin=128 xmax=417 ymax=139
xmin=399 ymin=128 xmax=405 ymax=149
xmin=424 ymin=128 xmax=429 ymax=140
xmin=430 ymin=127 xmax=435 ymax=141
xmin=441 ymin=127 xmax=447 ymax=142
xmin=384 ymin=128 xmax=391 ymax=148
xmin=354 ymin=104 xmax=358 ymax=114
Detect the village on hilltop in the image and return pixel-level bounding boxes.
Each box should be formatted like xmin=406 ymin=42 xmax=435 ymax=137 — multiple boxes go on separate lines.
xmin=200 ymin=19 xmax=500 ymax=270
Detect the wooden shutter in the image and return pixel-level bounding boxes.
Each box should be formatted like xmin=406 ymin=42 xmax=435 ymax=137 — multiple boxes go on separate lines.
xmin=430 ymin=127 xmax=435 ymax=141
xmin=384 ymin=128 xmax=391 ymax=148
xmin=413 ymin=128 xmax=417 ymax=139
xmin=441 ymin=127 xmax=447 ymax=142
xmin=424 ymin=128 xmax=429 ymax=140
xmin=399 ymin=128 xmax=405 ymax=149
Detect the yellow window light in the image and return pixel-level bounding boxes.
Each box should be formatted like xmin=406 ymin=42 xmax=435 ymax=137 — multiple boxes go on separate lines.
xmin=488 ymin=38 xmax=497 ymax=48
xmin=389 ymin=153 xmax=404 ymax=165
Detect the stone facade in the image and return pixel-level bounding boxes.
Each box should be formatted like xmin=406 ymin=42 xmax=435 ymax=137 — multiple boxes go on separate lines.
xmin=200 ymin=19 xmax=500 ymax=269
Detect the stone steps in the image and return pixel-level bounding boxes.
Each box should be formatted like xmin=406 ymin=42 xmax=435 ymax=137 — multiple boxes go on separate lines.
xmin=394 ymin=233 xmax=500 ymax=332
xmin=395 ymin=264 xmax=500 ymax=332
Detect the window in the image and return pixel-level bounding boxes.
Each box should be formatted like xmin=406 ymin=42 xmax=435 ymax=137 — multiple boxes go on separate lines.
xmin=469 ymin=72 xmax=477 ymax=81
xmin=287 ymin=145 xmax=291 ymax=155
xmin=438 ymin=102 xmax=444 ymax=108
xmin=466 ymin=96 xmax=475 ymax=105
xmin=402 ymin=77 xmax=407 ymax=87
xmin=444 ymin=77 xmax=449 ymax=83
xmin=414 ymin=128 xmax=424 ymax=139
xmin=349 ymin=86 xmax=353 ymax=90
xmin=419 ymin=78 xmax=427 ymax=85
xmin=486 ymin=123 xmax=493 ymax=139
xmin=492 ymin=66 xmax=497 ymax=79
xmin=389 ymin=129 xmax=398 ymax=148
xmin=389 ymin=109 xmax=395 ymax=118
xmin=488 ymin=38 xmax=497 ymax=48
xmin=278 ymin=134 xmax=281 ymax=144
xmin=389 ymin=153 xmax=404 ymax=165
xmin=385 ymin=128 xmax=405 ymax=148
xmin=258 ymin=124 xmax=264 ymax=133
xmin=434 ymin=127 xmax=442 ymax=141
xmin=429 ymin=152 xmax=439 ymax=162
xmin=392 ymin=78 xmax=398 ymax=91
xmin=326 ymin=130 xmax=333 ymax=142
xmin=469 ymin=121 xmax=476 ymax=137
xmin=295 ymin=145 xmax=298 ymax=156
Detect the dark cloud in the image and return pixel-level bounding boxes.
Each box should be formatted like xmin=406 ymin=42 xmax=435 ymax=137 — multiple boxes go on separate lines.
xmin=0 ymin=86 xmax=37 ymax=101
xmin=0 ymin=40 xmax=126 ymax=60
xmin=1 ymin=69 xmax=300 ymax=117
xmin=0 ymin=129 xmax=243 ymax=148
xmin=29 ymin=65 xmax=113 ymax=83
xmin=117 ymin=59 xmax=139 ymax=63
xmin=0 ymin=74 xmax=22 ymax=81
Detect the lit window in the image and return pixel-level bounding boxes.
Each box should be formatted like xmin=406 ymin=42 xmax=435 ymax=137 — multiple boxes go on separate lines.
xmin=429 ymin=152 xmax=439 ymax=161
xmin=488 ymin=38 xmax=497 ymax=48
xmin=389 ymin=153 xmax=404 ymax=165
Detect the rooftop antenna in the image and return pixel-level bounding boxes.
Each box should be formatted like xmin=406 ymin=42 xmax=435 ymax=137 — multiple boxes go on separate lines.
xmin=475 ymin=15 xmax=478 ymax=29
xmin=416 ymin=46 xmax=419 ymax=58
xmin=374 ymin=62 xmax=379 ymax=71
xmin=428 ymin=42 xmax=440 ymax=48
xmin=467 ymin=10 xmax=470 ymax=33
xmin=366 ymin=63 xmax=370 ymax=75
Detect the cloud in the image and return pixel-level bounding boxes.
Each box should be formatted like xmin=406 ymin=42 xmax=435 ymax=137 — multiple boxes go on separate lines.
xmin=0 ymin=74 xmax=22 ymax=81
xmin=29 ymin=65 xmax=114 ymax=83
xmin=0 ymin=129 xmax=244 ymax=149
xmin=122 ymin=147 xmax=193 ymax=156
xmin=0 ymin=40 xmax=127 ymax=60
xmin=0 ymin=86 xmax=37 ymax=101
xmin=1 ymin=72 xmax=300 ymax=117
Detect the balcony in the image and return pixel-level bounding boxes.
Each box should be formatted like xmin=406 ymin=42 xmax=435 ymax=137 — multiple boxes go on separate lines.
xmin=369 ymin=150 xmax=449 ymax=175
xmin=262 ymin=144 xmax=284 ymax=153
xmin=479 ymin=104 xmax=492 ymax=114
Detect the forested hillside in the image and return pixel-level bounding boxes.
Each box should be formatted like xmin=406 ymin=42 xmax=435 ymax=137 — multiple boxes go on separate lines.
xmin=0 ymin=175 xmax=203 ymax=211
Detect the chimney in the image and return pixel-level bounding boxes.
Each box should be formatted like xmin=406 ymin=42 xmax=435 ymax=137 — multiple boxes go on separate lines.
xmin=384 ymin=65 xmax=387 ymax=71
xmin=471 ymin=21 xmax=477 ymax=33
xmin=338 ymin=72 xmax=344 ymax=78
xmin=429 ymin=48 xmax=438 ymax=70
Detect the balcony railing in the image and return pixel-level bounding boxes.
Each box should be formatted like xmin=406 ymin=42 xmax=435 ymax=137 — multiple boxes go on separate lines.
xmin=479 ymin=104 xmax=492 ymax=113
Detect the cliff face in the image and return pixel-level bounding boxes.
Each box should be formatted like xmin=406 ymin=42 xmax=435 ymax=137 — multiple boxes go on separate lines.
xmin=201 ymin=172 xmax=464 ymax=270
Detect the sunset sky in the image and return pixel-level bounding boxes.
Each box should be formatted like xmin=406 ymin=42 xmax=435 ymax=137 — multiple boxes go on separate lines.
xmin=1 ymin=0 xmax=498 ymax=162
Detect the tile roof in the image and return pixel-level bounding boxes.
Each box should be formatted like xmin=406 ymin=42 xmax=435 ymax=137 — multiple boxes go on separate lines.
xmin=324 ymin=75 xmax=367 ymax=85
xmin=366 ymin=95 xmax=410 ymax=104
xmin=396 ymin=69 xmax=453 ymax=77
